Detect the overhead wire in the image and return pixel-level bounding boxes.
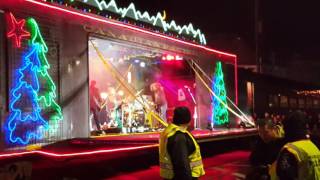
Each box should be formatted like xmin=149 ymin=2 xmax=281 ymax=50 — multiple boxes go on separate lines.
xmin=189 ymin=60 xmax=252 ymax=123
xmin=186 ymin=60 xmax=252 ymax=124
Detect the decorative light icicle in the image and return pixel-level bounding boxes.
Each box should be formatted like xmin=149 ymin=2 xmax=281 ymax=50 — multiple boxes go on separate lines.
xmin=81 ymin=0 xmax=207 ymax=44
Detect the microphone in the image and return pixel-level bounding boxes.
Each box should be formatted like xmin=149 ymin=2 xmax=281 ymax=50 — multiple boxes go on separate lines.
xmin=184 ymin=85 xmax=191 ymax=92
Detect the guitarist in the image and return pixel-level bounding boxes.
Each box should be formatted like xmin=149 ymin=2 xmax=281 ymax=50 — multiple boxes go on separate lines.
xmin=90 ymin=80 xmax=102 ymax=131
xmin=150 ymin=82 xmax=168 ymax=123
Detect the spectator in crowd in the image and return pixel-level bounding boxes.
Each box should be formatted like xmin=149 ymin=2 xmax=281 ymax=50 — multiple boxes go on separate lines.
xmin=247 ymin=118 xmax=285 ymax=179
xmin=264 ymin=112 xmax=270 ymax=119
xmin=159 ymin=107 xmax=205 ymax=180
xmin=269 ymin=111 xmax=320 ymax=180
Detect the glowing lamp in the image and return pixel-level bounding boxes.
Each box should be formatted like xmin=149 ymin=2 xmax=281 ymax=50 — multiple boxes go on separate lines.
xmin=127 ymin=71 xmax=132 ymax=83
xmin=166 ymin=55 xmax=174 ymax=61
xmin=100 ymin=92 xmax=108 ymax=99
xmin=134 ymin=59 xmax=140 ymax=63
xmin=175 ymin=55 xmax=183 ymax=60
xmin=161 ymin=54 xmax=183 ymax=61
xmin=118 ymin=90 xmax=124 ymax=96
xmin=140 ymin=62 xmax=146 ymax=67
xmin=110 ymin=88 xmax=116 ymax=95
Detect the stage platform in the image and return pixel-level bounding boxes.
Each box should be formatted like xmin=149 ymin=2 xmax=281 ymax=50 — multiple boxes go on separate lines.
xmin=93 ymin=128 xmax=257 ymax=144
xmin=0 ymin=128 xmax=257 ymax=162
xmin=0 ymin=128 xmax=256 ymax=179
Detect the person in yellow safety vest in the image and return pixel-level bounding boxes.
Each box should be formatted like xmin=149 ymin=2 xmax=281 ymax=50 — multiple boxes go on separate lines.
xmin=159 ymin=106 xmax=205 ymax=180
xmin=269 ymin=111 xmax=320 ymax=180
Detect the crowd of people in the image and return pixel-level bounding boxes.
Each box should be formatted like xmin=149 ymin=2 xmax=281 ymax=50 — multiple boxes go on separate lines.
xmin=160 ymin=107 xmax=320 ymax=180
xmin=248 ymin=111 xmax=320 ymax=180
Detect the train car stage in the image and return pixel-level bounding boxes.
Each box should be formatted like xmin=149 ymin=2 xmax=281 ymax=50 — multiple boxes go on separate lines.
xmin=0 ymin=0 xmax=257 ymax=159
xmin=0 ymin=128 xmax=256 ymax=179
xmin=93 ymin=128 xmax=257 ymax=143
xmin=0 ymin=128 xmax=256 ymax=161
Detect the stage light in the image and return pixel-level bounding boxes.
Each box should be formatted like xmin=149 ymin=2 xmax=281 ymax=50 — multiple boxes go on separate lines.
xmin=68 ymin=64 xmax=72 ymax=73
xmin=118 ymin=90 xmax=124 ymax=96
xmin=175 ymin=55 xmax=183 ymax=60
xmin=127 ymin=71 xmax=132 ymax=83
xmin=166 ymin=55 xmax=174 ymax=61
xmin=140 ymin=62 xmax=146 ymax=67
xmin=108 ymin=87 xmax=116 ymax=95
xmin=100 ymin=92 xmax=108 ymax=99
xmin=134 ymin=59 xmax=140 ymax=63
xmin=161 ymin=54 xmax=183 ymax=61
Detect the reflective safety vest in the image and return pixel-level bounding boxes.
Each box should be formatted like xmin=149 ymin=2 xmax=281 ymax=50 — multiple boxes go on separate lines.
xmin=159 ymin=123 xmax=205 ymax=179
xmin=269 ymin=139 xmax=320 ymax=180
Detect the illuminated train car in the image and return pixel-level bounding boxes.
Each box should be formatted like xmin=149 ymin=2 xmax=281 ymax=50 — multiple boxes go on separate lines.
xmin=0 ymin=0 xmax=248 ymax=150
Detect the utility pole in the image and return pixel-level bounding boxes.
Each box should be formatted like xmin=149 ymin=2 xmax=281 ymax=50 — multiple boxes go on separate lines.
xmin=255 ymin=0 xmax=262 ymax=73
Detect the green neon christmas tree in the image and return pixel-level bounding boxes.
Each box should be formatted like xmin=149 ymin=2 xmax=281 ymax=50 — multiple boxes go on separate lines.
xmin=27 ymin=18 xmax=63 ymax=136
xmin=212 ymin=61 xmax=229 ymax=126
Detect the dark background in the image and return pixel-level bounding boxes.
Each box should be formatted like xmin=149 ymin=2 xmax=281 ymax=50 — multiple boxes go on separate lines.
xmin=115 ymin=0 xmax=320 ymax=66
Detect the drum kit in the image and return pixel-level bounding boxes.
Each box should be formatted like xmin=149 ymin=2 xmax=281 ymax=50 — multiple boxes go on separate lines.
xmin=96 ymin=88 xmax=156 ymax=132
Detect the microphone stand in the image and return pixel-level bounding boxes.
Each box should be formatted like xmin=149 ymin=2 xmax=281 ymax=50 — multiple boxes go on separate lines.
xmin=185 ymin=86 xmax=199 ymax=130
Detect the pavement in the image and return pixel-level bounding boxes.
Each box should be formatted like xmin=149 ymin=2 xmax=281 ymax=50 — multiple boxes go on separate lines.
xmin=0 ymin=133 xmax=255 ymax=179
xmin=107 ymin=150 xmax=250 ymax=180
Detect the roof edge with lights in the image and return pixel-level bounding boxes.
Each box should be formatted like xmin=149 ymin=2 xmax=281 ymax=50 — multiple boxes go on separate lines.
xmin=24 ymin=0 xmax=237 ymax=60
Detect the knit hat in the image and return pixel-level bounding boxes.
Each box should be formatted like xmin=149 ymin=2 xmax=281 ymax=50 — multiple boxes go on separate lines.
xmin=172 ymin=106 xmax=191 ymax=125
xmin=283 ymin=111 xmax=307 ymax=141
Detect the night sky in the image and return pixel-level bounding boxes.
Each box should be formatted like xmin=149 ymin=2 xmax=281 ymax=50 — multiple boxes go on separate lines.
xmin=262 ymin=1 xmax=320 ymax=60
xmin=116 ymin=0 xmax=320 ymax=63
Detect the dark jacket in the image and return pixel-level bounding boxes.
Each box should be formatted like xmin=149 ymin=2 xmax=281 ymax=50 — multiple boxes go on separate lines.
xmin=167 ymin=131 xmax=197 ymax=180
xmin=250 ymin=137 xmax=286 ymax=166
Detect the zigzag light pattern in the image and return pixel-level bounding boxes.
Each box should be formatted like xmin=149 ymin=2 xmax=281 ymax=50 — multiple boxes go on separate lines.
xmin=84 ymin=0 xmax=207 ymax=44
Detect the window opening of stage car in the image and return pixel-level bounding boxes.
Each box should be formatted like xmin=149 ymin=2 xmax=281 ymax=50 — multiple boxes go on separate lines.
xmin=45 ymin=0 xmax=207 ymax=45
xmin=89 ymin=39 xmax=168 ymax=134
xmin=89 ymin=39 xmax=252 ymax=132
xmin=5 ymin=13 xmax=63 ymax=145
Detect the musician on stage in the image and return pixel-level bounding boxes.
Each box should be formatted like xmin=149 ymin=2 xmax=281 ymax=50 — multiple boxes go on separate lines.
xmin=150 ymin=82 xmax=168 ymax=123
xmin=90 ymin=80 xmax=102 ymax=131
